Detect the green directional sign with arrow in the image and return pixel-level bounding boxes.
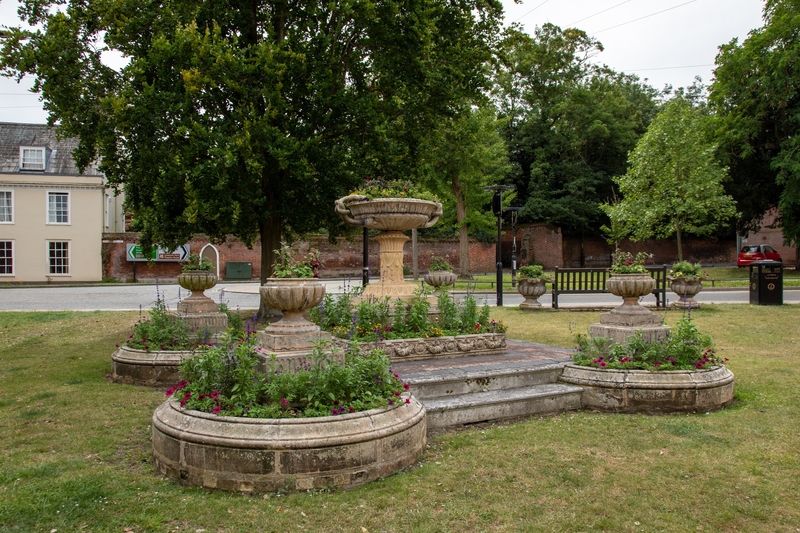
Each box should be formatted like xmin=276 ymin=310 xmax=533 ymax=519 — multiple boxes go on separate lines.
xmin=126 ymin=244 xmax=190 ymax=262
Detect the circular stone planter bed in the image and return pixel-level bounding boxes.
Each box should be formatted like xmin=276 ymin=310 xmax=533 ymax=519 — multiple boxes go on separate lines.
xmin=152 ymin=397 xmax=426 ymax=492
xmin=111 ymin=346 xmax=194 ymax=386
xmin=558 ymin=364 xmax=734 ymax=413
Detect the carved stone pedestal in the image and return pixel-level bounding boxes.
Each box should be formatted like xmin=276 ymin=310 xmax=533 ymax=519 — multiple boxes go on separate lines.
xmin=176 ymin=271 xmax=227 ymax=333
xmin=589 ymin=305 xmax=670 ymax=344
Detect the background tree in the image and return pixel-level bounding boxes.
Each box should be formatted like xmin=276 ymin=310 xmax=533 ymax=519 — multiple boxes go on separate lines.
xmin=419 ymin=105 xmax=510 ymax=277
xmin=1 ymin=0 xmax=503 ymax=281
xmin=602 ymin=98 xmax=737 ymax=261
xmin=710 ymin=0 xmax=800 ymax=247
xmin=494 ymin=25 xmax=659 ymax=265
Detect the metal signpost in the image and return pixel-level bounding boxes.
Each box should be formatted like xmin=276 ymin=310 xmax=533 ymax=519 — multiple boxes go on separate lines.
xmin=506 ymin=207 xmax=522 ymax=288
xmin=484 ymin=185 xmax=515 ymax=306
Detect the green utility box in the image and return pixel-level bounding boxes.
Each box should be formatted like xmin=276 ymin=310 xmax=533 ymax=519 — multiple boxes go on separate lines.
xmin=225 ymin=261 xmax=253 ymax=281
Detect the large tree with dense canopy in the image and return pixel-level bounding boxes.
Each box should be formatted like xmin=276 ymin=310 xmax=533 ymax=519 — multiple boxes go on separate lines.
xmin=1 ymin=0 xmax=503 ymax=277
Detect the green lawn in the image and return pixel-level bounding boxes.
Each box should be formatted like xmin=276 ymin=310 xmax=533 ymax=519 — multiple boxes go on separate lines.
xmin=1 ymin=306 xmax=799 ymax=532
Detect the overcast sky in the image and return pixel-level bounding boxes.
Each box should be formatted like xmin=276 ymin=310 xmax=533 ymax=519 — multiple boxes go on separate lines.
xmin=0 ymin=0 xmax=766 ymax=124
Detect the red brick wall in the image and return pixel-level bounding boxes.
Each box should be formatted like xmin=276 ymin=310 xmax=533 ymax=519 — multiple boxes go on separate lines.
xmin=561 ymin=235 xmax=738 ymax=267
xmin=104 ymin=227 xmax=751 ymax=281
xmin=102 ymin=233 xmax=501 ymax=281
xmin=499 ymin=223 xmax=562 ymax=268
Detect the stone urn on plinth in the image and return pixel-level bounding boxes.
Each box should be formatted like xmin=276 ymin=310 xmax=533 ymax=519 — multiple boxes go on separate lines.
xmin=176 ymin=269 xmax=227 ymax=333
xmin=258 ymin=278 xmax=332 ymax=360
xmin=589 ymin=272 xmax=670 ymax=343
xmin=336 ymin=196 xmax=443 ymax=301
xmin=518 ymin=278 xmax=548 ymax=310
xmin=423 ymin=270 xmax=457 ymax=289
xmin=669 ymin=277 xmax=703 ymax=309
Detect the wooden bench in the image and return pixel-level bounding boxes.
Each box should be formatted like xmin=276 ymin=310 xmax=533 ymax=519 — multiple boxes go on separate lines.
xmin=551 ymin=265 xmax=668 ymax=309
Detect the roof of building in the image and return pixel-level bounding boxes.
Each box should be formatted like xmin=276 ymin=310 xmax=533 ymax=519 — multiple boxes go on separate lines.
xmin=0 ymin=122 xmax=103 ymax=176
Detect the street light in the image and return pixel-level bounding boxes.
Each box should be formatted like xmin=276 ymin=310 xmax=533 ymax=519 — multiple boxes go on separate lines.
xmin=484 ymin=185 xmax=515 ymax=306
xmin=505 ymin=207 xmax=522 ymax=288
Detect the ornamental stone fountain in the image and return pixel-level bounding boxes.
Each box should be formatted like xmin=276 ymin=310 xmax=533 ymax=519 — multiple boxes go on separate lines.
xmin=335 ymin=195 xmax=443 ymax=301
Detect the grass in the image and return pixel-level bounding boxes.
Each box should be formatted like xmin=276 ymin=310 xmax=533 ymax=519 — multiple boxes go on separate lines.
xmin=1 ymin=306 xmax=800 ymax=532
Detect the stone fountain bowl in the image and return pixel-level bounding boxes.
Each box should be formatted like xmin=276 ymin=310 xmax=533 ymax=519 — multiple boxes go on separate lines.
xmin=336 ymin=197 xmax=442 ymax=231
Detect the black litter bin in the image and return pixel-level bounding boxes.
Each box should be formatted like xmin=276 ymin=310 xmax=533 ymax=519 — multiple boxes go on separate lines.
xmin=749 ymin=260 xmax=783 ymax=305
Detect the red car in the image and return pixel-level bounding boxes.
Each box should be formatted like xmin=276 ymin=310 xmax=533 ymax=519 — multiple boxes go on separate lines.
xmin=737 ymin=244 xmax=782 ymax=267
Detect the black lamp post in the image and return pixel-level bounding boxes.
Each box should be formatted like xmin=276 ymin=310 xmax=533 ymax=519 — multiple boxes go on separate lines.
xmin=505 ymin=207 xmax=522 ymax=288
xmin=362 ymin=226 xmax=369 ymax=288
xmin=484 ymin=185 xmax=515 ymax=306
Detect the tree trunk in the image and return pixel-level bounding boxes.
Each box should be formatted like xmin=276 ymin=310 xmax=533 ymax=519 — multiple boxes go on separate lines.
xmin=452 ymin=174 xmax=471 ymax=278
xmin=257 ymin=215 xmax=282 ymax=322
xmin=675 ymin=218 xmax=683 ymax=262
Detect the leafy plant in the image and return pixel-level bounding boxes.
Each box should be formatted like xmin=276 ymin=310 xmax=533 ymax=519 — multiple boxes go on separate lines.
xmin=572 ymin=316 xmax=725 ymax=371
xmin=610 ymin=250 xmax=652 ymax=274
xmin=349 ymin=178 xmax=440 ymax=203
xmin=315 ymin=291 xmax=506 ymax=341
xmin=669 ymin=261 xmax=707 ymax=279
xmin=182 ymin=253 xmax=213 ymax=271
xmin=171 ymin=338 xmax=409 ymax=418
xmin=428 ymin=255 xmax=454 ymax=271
xmin=125 ymin=298 xmax=206 ymax=351
xmin=518 ymin=264 xmax=550 ymax=280
xmin=271 ymin=242 xmax=323 ymax=278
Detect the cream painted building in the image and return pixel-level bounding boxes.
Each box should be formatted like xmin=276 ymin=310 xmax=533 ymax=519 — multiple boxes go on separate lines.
xmin=0 ymin=122 xmax=123 ymax=282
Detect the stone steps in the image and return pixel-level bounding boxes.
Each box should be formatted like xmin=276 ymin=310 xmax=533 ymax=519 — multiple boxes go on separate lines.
xmin=392 ymin=342 xmax=582 ymax=431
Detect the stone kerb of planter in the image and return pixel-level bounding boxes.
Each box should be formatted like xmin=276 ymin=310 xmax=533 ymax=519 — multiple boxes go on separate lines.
xmin=152 ymin=397 xmax=426 ymax=492
xmin=332 ymin=333 xmax=507 ymax=362
xmin=558 ymin=364 xmax=735 ymax=413
xmin=111 ymin=345 xmax=194 ymax=386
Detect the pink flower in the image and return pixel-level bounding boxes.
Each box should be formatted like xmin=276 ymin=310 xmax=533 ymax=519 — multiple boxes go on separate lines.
xmin=281 ymin=398 xmax=289 ymax=406
xmin=393 ymin=391 xmax=401 ymax=396
xmin=405 ymin=398 xmax=411 ymax=404
xmin=403 ymin=383 xmax=410 ymax=390
xmin=212 ymin=405 xmax=221 ymax=414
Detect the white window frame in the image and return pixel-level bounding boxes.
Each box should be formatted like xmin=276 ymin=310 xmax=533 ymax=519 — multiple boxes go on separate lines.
xmin=0 ymin=190 xmax=12 ymax=224
xmin=0 ymin=240 xmax=13 ymax=276
xmin=46 ymin=190 xmax=70 ymax=225
xmin=47 ymin=240 xmax=70 ymax=275
xmin=20 ymin=146 xmax=46 ymax=171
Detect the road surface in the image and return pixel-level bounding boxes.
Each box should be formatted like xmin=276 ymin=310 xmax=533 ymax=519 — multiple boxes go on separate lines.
xmin=1 ymin=279 xmax=797 ymax=312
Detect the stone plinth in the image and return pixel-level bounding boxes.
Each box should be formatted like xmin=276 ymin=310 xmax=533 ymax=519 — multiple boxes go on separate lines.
xmin=559 ymin=364 xmax=735 ymax=413
xmin=590 ymin=300 xmax=670 ymax=344
xmin=174 ymin=312 xmax=228 ymax=334
xmin=152 ymin=396 xmax=426 ymax=492
xmin=256 ymin=329 xmax=332 ymax=352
